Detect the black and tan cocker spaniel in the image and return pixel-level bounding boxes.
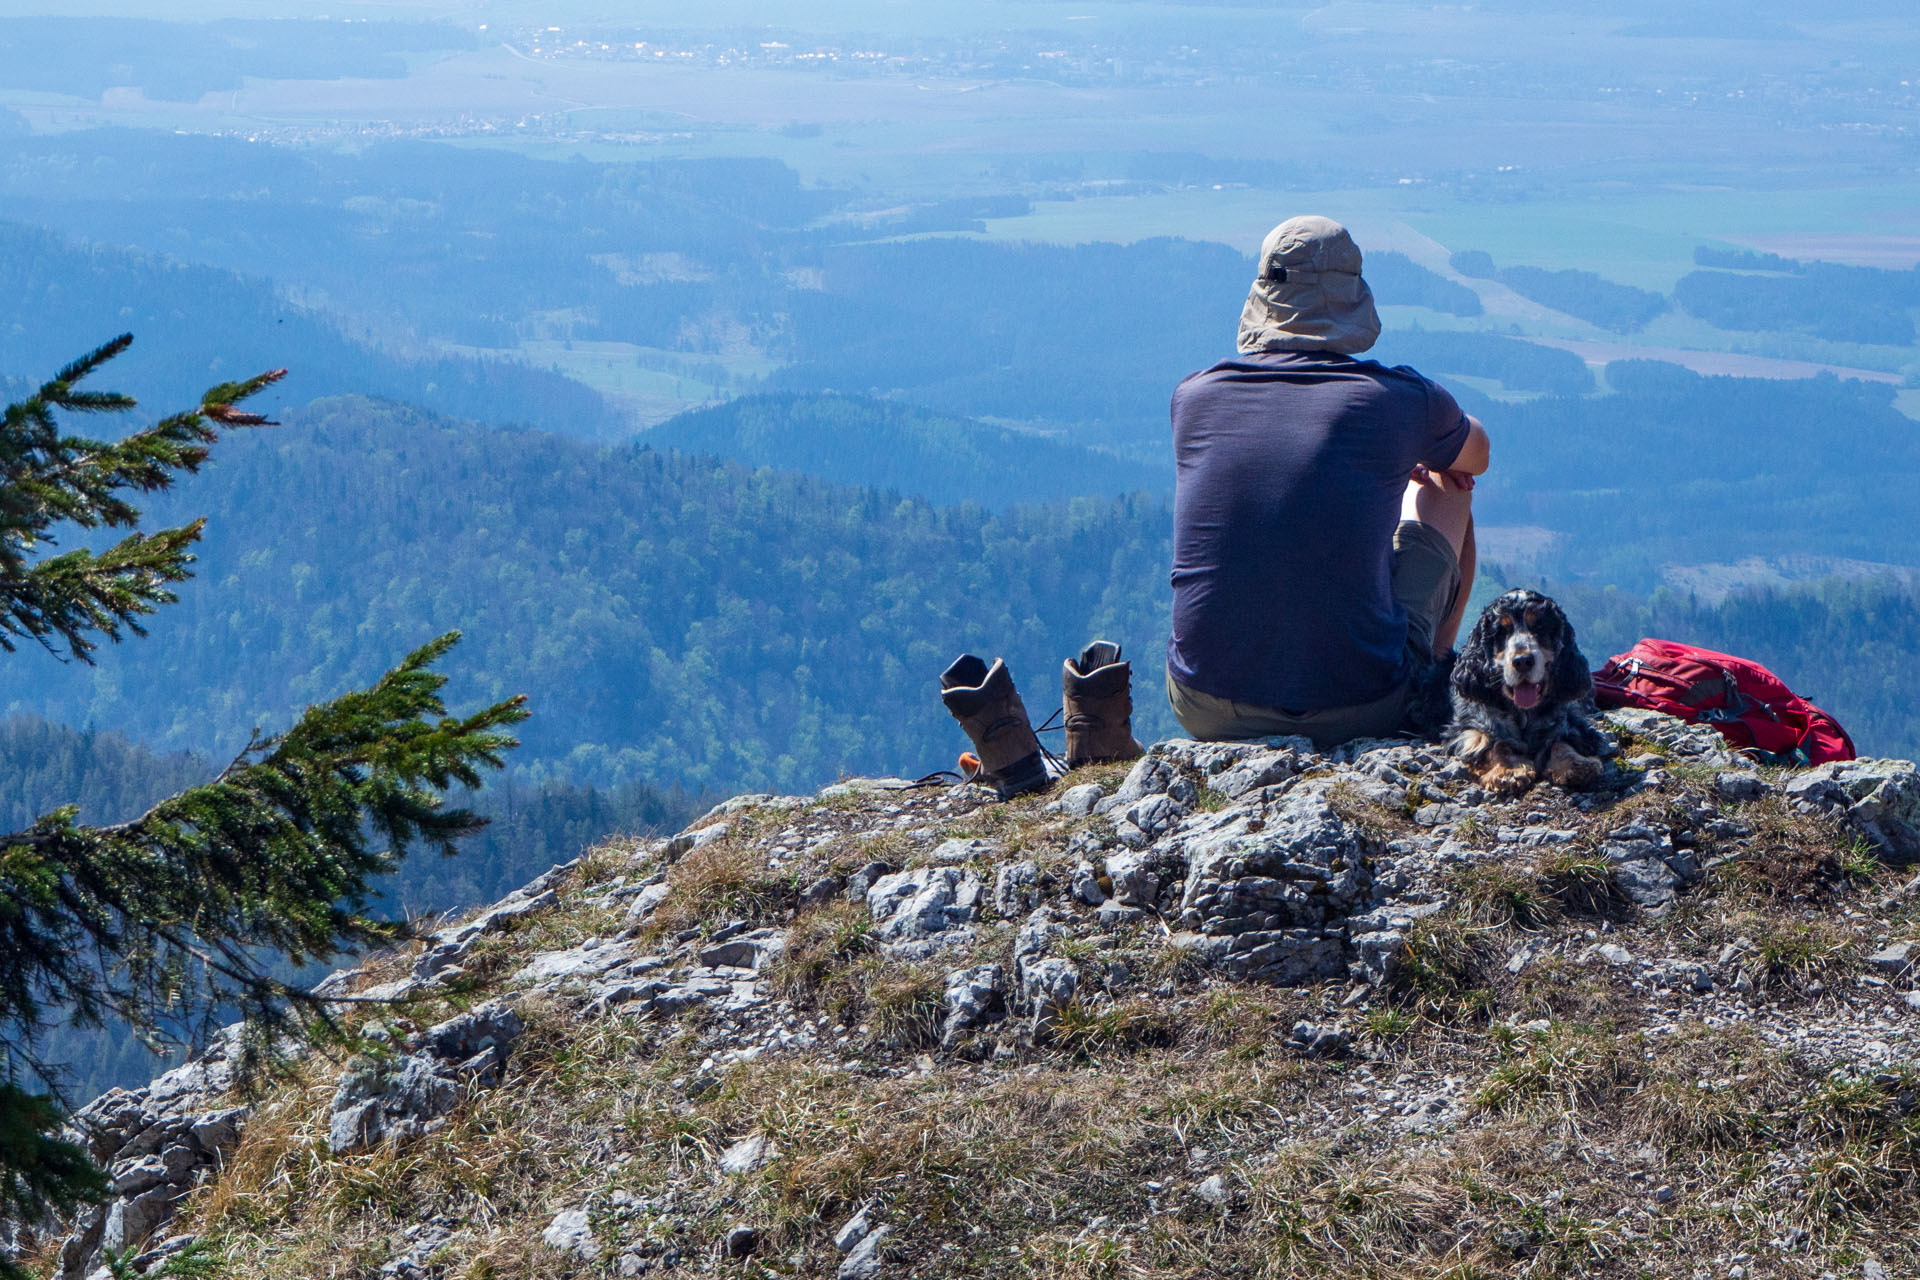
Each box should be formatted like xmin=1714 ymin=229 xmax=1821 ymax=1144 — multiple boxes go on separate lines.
xmin=1447 ymin=588 xmax=1608 ymax=797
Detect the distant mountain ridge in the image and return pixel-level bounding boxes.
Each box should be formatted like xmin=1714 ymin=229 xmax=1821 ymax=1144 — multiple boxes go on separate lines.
xmin=0 ymin=219 xmax=629 ymax=437
xmin=646 ymin=393 xmax=1168 ymax=506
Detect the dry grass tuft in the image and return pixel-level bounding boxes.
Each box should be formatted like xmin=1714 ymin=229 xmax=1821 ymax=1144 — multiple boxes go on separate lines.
xmin=642 ymin=837 xmax=794 ymax=939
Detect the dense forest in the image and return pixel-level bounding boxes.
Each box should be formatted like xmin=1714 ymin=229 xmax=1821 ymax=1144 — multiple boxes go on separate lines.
xmin=1676 ymin=247 xmax=1920 ymax=347
xmin=646 ymin=394 xmax=1167 ymax=505
xmin=0 ymin=396 xmax=1174 ymax=793
xmin=1371 ymin=328 xmax=1594 ymax=396
xmin=1450 ymin=249 xmax=1669 ymax=332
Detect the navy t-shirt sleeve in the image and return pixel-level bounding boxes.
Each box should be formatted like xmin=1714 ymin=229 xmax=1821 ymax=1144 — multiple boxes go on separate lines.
xmin=1418 ymin=376 xmax=1472 ymax=470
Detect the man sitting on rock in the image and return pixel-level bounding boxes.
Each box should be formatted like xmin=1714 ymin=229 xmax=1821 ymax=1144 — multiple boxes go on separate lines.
xmin=1166 ymin=215 xmax=1491 ymax=749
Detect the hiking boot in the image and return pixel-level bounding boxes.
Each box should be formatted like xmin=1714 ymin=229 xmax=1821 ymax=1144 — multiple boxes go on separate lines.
xmin=939 ymin=654 xmax=1051 ymax=800
xmin=1062 ymin=640 xmax=1144 ymax=768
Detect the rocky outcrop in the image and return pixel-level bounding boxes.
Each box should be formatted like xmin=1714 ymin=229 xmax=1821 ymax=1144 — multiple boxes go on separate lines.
xmin=53 ymin=1029 xmax=250 ymax=1280
xmin=29 ymin=708 xmax=1920 ymax=1279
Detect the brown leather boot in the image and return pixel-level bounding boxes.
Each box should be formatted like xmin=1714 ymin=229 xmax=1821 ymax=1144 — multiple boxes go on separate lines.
xmin=939 ymin=654 xmax=1051 ymax=799
xmin=1062 ymin=640 xmax=1144 ymax=768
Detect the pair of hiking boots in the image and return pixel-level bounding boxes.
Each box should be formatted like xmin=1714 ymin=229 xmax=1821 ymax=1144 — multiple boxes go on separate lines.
xmin=938 ymin=641 xmax=1144 ymax=799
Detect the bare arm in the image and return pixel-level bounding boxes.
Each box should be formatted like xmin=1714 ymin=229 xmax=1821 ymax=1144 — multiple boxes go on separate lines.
xmin=1448 ymin=415 xmax=1490 ymax=477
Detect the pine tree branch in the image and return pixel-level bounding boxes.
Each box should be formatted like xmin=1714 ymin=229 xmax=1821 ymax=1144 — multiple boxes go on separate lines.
xmin=0 ymin=340 xmax=284 ymax=663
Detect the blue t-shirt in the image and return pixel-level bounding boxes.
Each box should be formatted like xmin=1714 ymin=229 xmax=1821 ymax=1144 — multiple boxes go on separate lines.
xmin=1167 ymin=350 xmax=1470 ymax=712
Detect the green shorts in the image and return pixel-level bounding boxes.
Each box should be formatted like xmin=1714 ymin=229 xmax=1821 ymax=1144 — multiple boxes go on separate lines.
xmin=1167 ymin=520 xmax=1462 ymax=749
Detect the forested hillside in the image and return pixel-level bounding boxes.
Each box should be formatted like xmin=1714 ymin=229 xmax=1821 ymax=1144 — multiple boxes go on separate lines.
xmin=0 ymin=221 xmax=626 ymax=435
xmin=0 ymin=391 xmax=1911 ymax=808
xmin=0 ymin=396 xmax=1175 ymax=794
xmin=644 ymin=393 xmax=1167 ymax=505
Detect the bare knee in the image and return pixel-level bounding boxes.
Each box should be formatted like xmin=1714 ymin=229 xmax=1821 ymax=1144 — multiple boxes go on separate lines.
xmin=1401 ymin=473 xmax=1474 ymax=554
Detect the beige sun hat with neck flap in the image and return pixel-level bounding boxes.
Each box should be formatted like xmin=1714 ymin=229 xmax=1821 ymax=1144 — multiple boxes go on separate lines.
xmin=1236 ymin=215 xmax=1381 ymax=356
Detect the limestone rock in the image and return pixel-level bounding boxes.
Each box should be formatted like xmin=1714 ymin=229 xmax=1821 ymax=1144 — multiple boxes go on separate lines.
xmin=1070 ymin=860 xmax=1107 ymax=906
xmin=941 ymin=965 xmax=1005 ymax=1044
xmin=992 ymin=861 xmax=1042 ymax=918
xmin=1052 ymin=783 xmax=1104 ymax=816
xmin=833 ymin=1207 xmax=874 ymax=1253
xmin=541 ymin=1208 xmax=596 ymax=1259
xmin=1867 ymin=942 xmax=1914 ymax=978
xmin=1172 ymin=786 xmax=1375 ymax=982
xmin=866 ymin=867 xmax=982 ymax=942
xmin=838 ymin=1223 xmax=890 ymax=1279
xmin=1103 ymin=848 xmax=1160 ymax=907
xmin=327 ymin=1054 xmax=459 ymax=1155
xmin=718 ymin=1134 xmax=777 ymax=1174
xmin=1786 ymin=758 xmax=1920 ymax=861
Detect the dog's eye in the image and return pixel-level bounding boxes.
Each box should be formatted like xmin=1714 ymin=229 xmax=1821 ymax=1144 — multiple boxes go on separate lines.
xmin=1524 ymin=609 xmax=1542 ymax=629
xmin=1495 ymin=615 xmax=1513 ymax=631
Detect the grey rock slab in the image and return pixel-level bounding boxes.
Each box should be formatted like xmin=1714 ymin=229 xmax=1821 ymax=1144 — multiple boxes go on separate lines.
xmin=663 ymin=821 xmax=730 ymax=860
xmin=1103 ymin=848 xmax=1159 ymax=907
xmin=866 ymin=867 xmax=982 ymax=942
xmin=1194 ymin=1174 xmax=1231 ymax=1208
xmin=718 ymin=1134 xmax=777 ymax=1174
xmin=992 ymin=861 xmax=1041 ymax=918
xmin=1600 ymin=709 xmax=1739 ymax=766
xmin=1349 ymin=929 xmax=1407 ymax=986
xmin=1013 ymin=910 xmax=1064 ymax=965
xmin=187 ymin=1107 xmax=245 ymax=1156
xmin=624 ymin=881 xmax=673 ymax=921
xmin=941 ymin=965 xmax=1005 ymax=1045
xmin=833 ymin=1207 xmax=874 ymax=1253
xmin=541 ymin=1208 xmax=596 ymax=1259
xmin=99 ymin=1185 xmax=177 ymax=1258
xmin=1055 ymin=783 xmax=1104 ymax=816
xmin=1286 ymin=1021 xmax=1352 ymax=1057
xmin=1173 ymin=788 xmax=1376 ymax=981
xmin=1868 ymin=942 xmax=1915 ymax=978
xmin=107 ymin=1157 xmax=170 ymax=1197
xmin=1613 ymin=858 xmax=1680 ymax=912
xmin=1207 ymin=743 xmax=1312 ymax=800
xmin=511 ymin=937 xmax=637 ymax=988
xmin=1021 ymin=957 xmax=1080 ymax=1016
xmin=699 ymin=928 xmax=788 ymax=971
xmin=801 ymin=873 xmax=844 ymax=905
xmin=1786 ymin=758 xmax=1920 ymax=861
xmin=838 ymin=1224 xmax=890 ymax=1279
xmin=327 ymin=1054 xmax=459 ymax=1155
xmin=930 ymin=838 xmax=997 ymax=864
xmin=1121 ymin=793 xmax=1190 ymax=843
xmin=1715 ymin=771 xmax=1766 ymax=801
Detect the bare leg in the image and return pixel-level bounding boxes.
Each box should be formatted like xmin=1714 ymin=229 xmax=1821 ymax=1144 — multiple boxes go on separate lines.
xmin=1401 ymin=471 xmax=1478 ymax=656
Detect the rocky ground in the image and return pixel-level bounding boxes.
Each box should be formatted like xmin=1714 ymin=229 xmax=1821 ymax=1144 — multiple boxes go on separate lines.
xmin=19 ymin=710 xmax=1920 ymax=1280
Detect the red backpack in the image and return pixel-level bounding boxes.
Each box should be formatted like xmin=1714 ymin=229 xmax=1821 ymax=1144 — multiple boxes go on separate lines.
xmin=1591 ymin=638 xmax=1856 ymax=765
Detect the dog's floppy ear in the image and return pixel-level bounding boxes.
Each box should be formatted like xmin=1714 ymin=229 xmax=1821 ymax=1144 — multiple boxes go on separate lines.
xmin=1451 ymin=602 xmax=1508 ymax=706
xmin=1544 ymin=599 xmax=1594 ymax=706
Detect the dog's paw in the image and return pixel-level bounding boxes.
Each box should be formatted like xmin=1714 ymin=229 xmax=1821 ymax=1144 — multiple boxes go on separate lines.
xmin=1478 ymin=759 xmax=1538 ymax=798
xmin=1547 ymin=742 xmax=1601 ymax=789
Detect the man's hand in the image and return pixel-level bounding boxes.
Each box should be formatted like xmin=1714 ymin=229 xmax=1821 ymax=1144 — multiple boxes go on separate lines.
xmin=1410 ymin=463 xmax=1476 ymax=491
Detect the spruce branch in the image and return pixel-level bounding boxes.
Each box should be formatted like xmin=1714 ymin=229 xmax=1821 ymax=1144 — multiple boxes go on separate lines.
xmin=0 ymin=337 xmax=285 ymax=662
xmin=0 ymin=340 xmax=526 ymax=1242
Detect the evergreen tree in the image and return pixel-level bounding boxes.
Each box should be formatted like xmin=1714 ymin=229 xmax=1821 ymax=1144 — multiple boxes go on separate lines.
xmin=0 ymin=337 xmax=527 ymax=1265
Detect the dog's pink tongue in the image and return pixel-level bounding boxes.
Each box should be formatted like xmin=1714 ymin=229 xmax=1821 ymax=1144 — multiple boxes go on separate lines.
xmin=1512 ymin=681 xmax=1543 ymax=709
